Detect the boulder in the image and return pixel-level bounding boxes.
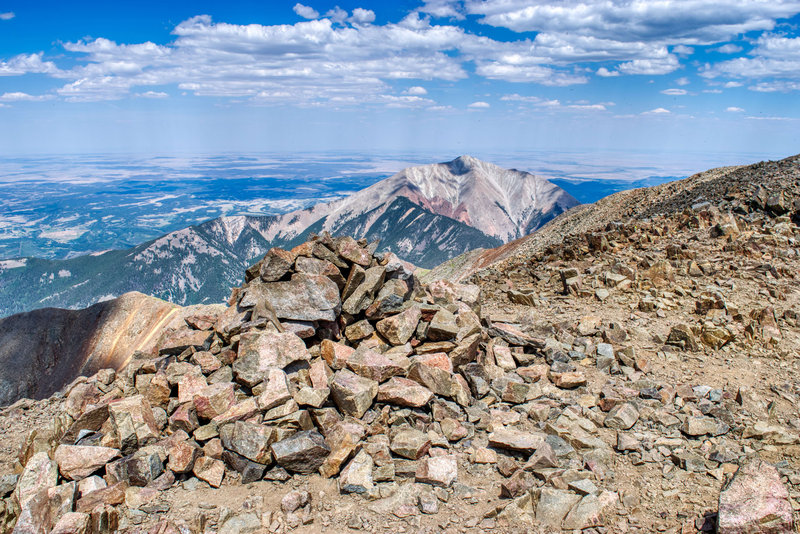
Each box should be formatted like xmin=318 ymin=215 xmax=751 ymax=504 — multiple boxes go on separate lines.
xmin=271 ymin=430 xmax=330 ymax=474
xmin=718 ymin=459 xmax=793 ymax=533
xmin=54 ymin=445 xmax=121 ymax=481
xmin=330 ymin=370 xmax=378 ymax=418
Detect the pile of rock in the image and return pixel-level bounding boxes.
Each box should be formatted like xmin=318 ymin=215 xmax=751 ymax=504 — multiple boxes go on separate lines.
xmin=3 ymin=226 xmax=797 ymax=534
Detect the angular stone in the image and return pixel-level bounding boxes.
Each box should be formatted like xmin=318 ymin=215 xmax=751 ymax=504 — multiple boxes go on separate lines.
xmin=666 ymin=324 xmax=699 ymax=351
xmin=256 ymin=368 xmax=293 ymax=410
xmin=234 ymin=331 xmax=310 ymax=386
xmin=718 ymin=459 xmax=793 ymax=534
xmin=501 ymin=381 xmax=543 ymax=404
xmin=191 ymin=351 xmax=222 ymax=374
xmin=427 ymin=309 xmax=459 ymax=341
xmin=295 ymin=256 xmax=345 ymax=289
xmin=682 ymin=416 xmax=720 ymax=437
xmin=54 ymin=445 xmax=121 ymax=481
xmin=293 ymin=386 xmax=330 ymax=408
xmin=550 ymin=371 xmax=587 ymax=389
xmin=488 ymin=429 xmax=546 ymax=454
xmin=346 ymin=346 xmax=404 ymax=383
xmin=75 ymin=482 xmax=126 ymax=512
xmin=167 ymin=440 xmax=200 ymax=474
xmin=415 ymin=456 xmax=457 ymax=487
xmin=339 ymin=450 xmax=374 ymax=494
xmin=343 ymin=266 xmax=385 ymax=315
xmin=107 ymin=395 xmax=160 ymax=455
xmin=16 ymin=452 xmax=58 ymax=508
xmin=336 ymin=236 xmax=372 ymax=266
xmin=124 ymin=450 xmax=164 ymax=486
xmin=259 ymin=247 xmax=295 ymax=282
xmin=193 ymin=456 xmax=225 ymax=488
xmin=169 ymin=403 xmax=199 ymax=434
xmin=241 ymin=273 xmax=340 ymax=322
xmin=604 ymin=403 xmax=639 ymax=430
xmin=407 ymin=360 xmax=453 ymax=398
xmin=177 ymin=372 xmax=207 ymax=404
xmin=536 ymin=488 xmax=582 ymax=528
xmin=376 ymin=306 xmax=422 ymax=346
xmin=391 ymin=429 xmax=431 ymax=460
xmin=159 ymin=329 xmax=212 ymax=355
xmin=330 ymin=370 xmax=378 ymax=418
xmin=50 ymin=512 xmax=91 ymax=534
xmin=271 ymin=430 xmax=330 ymax=474
xmin=344 ymin=319 xmax=374 ymax=342
xmin=223 ymin=421 xmax=276 ymax=464
xmin=524 ymin=442 xmax=559 ymax=470
xmin=320 ymin=340 xmax=354 ymax=370
xmin=487 ymin=323 xmax=544 ymax=348
xmin=193 ymin=382 xmax=236 ymax=420
xmin=378 ymin=377 xmax=434 ymax=408
xmin=221 ymin=450 xmax=267 ymax=484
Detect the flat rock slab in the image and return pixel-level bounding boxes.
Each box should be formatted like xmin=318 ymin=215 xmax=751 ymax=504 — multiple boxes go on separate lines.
xmin=54 ymin=445 xmax=121 ymax=480
xmin=240 ymin=274 xmax=340 ymax=322
xmin=718 ymin=459 xmax=794 ymax=533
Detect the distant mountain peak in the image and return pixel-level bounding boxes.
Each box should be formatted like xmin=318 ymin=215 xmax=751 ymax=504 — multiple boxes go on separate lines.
xmin=446 ymin=155 xmax=482 ymax=174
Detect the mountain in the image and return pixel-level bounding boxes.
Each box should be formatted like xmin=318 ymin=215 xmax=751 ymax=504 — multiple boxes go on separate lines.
xmin=425 ymin=154 xmax=800 ymax=283
xmin=0 ymin=156 xmax=577 ymax=316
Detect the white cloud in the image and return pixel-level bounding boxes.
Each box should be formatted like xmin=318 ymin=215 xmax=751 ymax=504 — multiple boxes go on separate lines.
xmin=468 ymin=101 xmax=490 ymax=108
xmin=325 ymin=7 xmax=348 ymax=23
xmin=419 ymin=0 xmax=465 ymax=19
xmin=0 ymin=92 xmax=54 ymax=102
xmin=406 ymin=86 xmax=428 ymax=95
xmin=293 ymin=4 xmax=319 ymax=20
xmin=675 ymin=76 xmax=690 ymax=86
xmin=461 ymin=0 xmax=800 ymax=45
xmin=701 ymin=35 xmax=800 ymax=90
xmin=136 ymin=91 xmax=168 ymax=98
xmin=661 ymin=88 xmax=688 ymax=95
xmin=703 ymin=88 xmax=723 ymax=93
xmin=618 ymin=56 xmax=680 ymax=75
xmin=672 ymin=45 xmax=694 ymax=56
xmin=0 ymin=12 xmax=14 ymax=20
xmin=596 ymin=67 xmax=619 ymax=77
xmin=716 ymin=43 xmax=743 ymax=54
xmin=749 ymin=80 xmax=800 ymax=92
xmin=644 ymin=107 xmax=671 ymax=114
xmin=726 ymin=106 xmax=745 ymax=112
xmin=724 ymin=81 xmax=743 ymax=88
xmin=350 ymin=8 xmax=376 ymax=24
xmin=0 ymin=53 xmax=59 ymax=76
xmin=501 ymin=93 xmax=609 ymax=111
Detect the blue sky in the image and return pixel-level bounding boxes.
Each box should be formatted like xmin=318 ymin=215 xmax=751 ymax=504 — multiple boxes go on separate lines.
xmin=0 ymin=0 xmax=799 ymax=156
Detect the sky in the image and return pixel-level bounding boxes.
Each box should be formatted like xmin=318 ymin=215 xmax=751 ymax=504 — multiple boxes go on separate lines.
xmin=0 ymin=0 xmax=799 ymax=157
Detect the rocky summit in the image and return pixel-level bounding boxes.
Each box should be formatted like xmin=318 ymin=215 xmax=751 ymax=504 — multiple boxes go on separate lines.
xmin=0 ymin=155 xmax=797 ymax=534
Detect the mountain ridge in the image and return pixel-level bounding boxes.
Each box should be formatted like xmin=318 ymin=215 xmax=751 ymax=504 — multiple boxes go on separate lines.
xmin=0 ymin=156 xmax=574 ymax=316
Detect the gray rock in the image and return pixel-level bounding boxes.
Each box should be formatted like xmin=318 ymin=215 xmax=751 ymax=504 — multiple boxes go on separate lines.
xmin=271 ymin=430 xmax=330 ymax=474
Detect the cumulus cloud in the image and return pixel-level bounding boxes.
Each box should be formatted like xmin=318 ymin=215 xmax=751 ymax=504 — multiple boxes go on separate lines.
xmin=672 ymin=45 xmax=694 ymax=56
xmin=716 ymin=43 xmax=743 ymax=54
xmin=0 ymin=12 xmax=14 ymax=20
xmin=468 ymin=101 xmax=490 ymax=108
xmin=661 ymin=88 xmax=688 ymax=95
xmin=419 ymin=0 xmax=465 ymax=19
xmin=702 ymin=35 xmax=800 ymax=90
xmin=0 ymin=53 xmax=59 ymax=76
xmin=406 ymin=86 xmax=428 ymax=95
xmin=293 ymin=4 xmax=319 ymax=19
xmin=596 ymin=67 xmax=619 ymax=77
xmin=726 ymin=106 xmax=745 ymax=112
xmin=675 ymin=77 xmax=690 ymax=86
xmin=459 ymin=0 xmax=800 ymax=44
xmin=350 ymin=8 xmax=376 ymax=24
xmin=325 ymin=7 xmax=348 ymax=23
xmin=618 ymin=56 xmax=680 ymax=75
